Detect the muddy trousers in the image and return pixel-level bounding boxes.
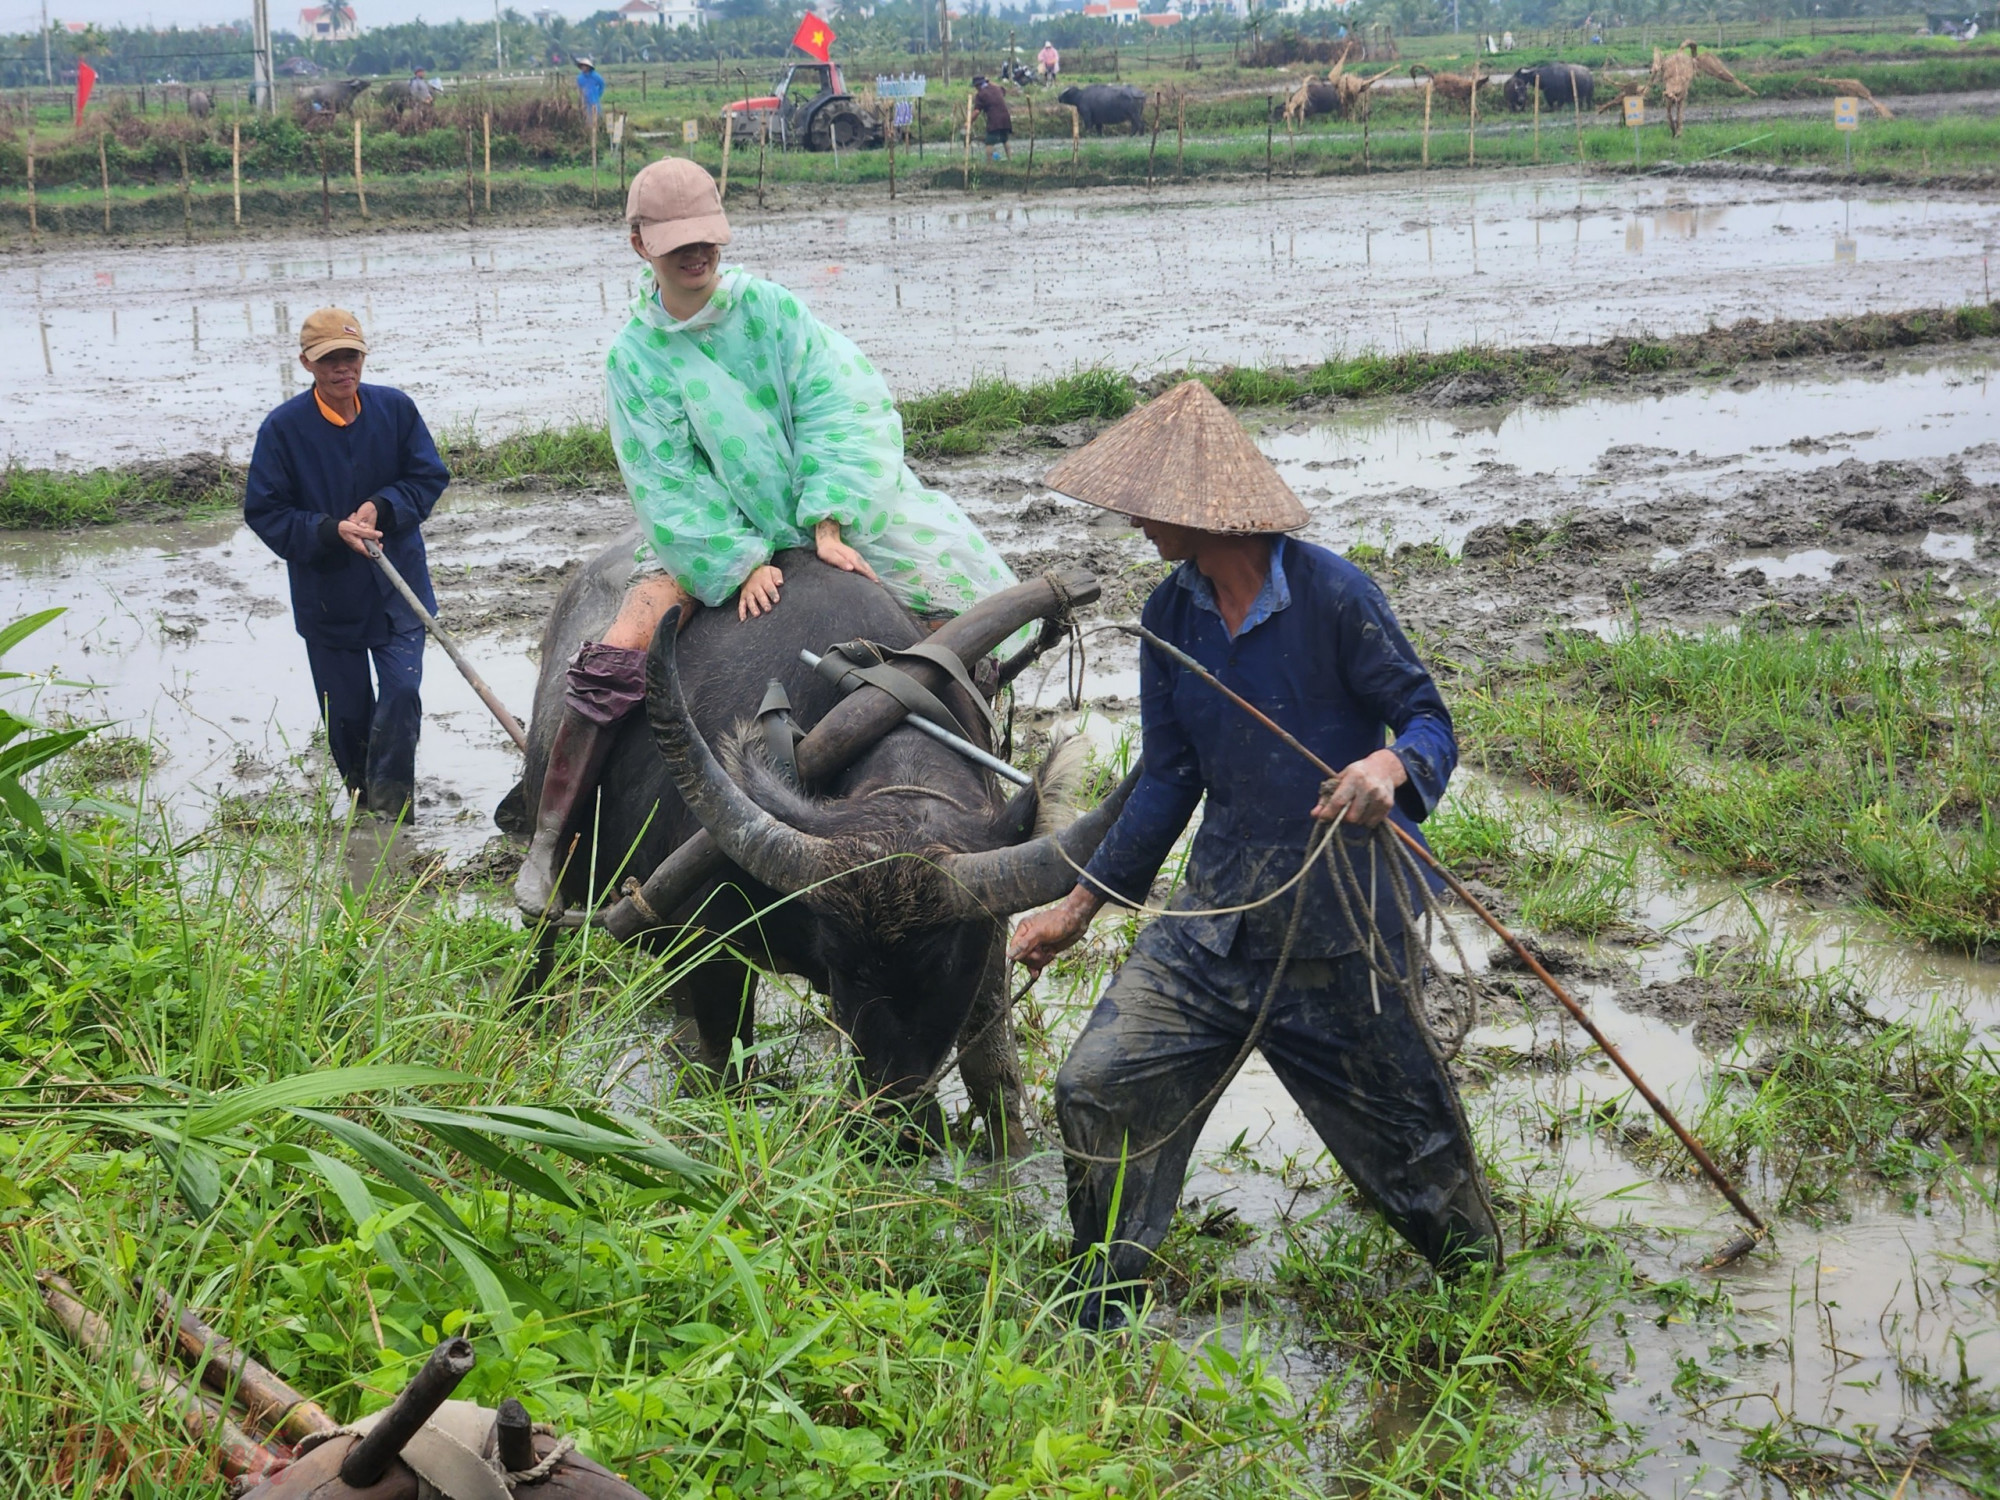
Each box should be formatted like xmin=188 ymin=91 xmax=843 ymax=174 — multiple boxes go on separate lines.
xmin=304 ymin=619 xmax=425 ymax=815
xmin=1055 ymin=918 xmax=1500 ymax=1306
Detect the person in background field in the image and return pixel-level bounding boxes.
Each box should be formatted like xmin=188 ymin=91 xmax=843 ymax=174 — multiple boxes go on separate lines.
xmin=408 ymin=66 xmax=435 ymax=106
xmin=513 ymin=159 xmax=1017 ymax=917
xmin=1009 ymin=381 xmax=1500 ymax=1332
xmin=1038 ymin=40 xmax=1060 ymax=81
xmin=970 ymin=75 xmax=1012 ymax=161
xmin=243 ymin=309 xmax=450 ymax=821
xmin=576 ymin=56 xmax=604 ymax=125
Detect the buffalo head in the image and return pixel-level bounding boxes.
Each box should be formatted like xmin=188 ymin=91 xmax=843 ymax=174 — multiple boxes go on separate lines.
xmin=645 ymin=606 xmax=1136 ymax=1098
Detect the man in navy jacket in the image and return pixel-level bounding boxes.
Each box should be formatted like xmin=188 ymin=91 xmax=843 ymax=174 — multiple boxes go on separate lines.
xmin=243 ymin=308 xmax=449 ymax=819
xmin=1011 ymin=382 xmax=1500 ymax=1329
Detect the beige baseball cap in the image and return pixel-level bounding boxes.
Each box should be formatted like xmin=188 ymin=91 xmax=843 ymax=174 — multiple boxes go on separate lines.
xmin=626 ymin=159 xmax=731 ymax=258
xmin=300 ymin=307 xmax=369 ymax=360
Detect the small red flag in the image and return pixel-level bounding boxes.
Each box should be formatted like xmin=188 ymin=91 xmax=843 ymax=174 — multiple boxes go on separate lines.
xmin=74 ymin=57 xmax=97 ymax=127
xmin=791 ymin=12 xmax=835 ymax=62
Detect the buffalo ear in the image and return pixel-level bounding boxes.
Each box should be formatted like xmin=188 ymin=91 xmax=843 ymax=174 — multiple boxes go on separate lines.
xmin=996 ymin=781 xmax=1040 ymax=843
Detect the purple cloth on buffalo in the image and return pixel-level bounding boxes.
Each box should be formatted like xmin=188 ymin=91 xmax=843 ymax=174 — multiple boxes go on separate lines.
xmin=564 ymin=641 xmax=648 ymax=726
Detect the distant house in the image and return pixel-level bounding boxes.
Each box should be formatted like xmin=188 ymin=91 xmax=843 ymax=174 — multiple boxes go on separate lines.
xmin=298 ymin=6 xmax=360 ymax=40
xmin=1141 ymin=10 xmax=1182 ymax=24
xmin=616 ymin=0 xmax=661 ymax=21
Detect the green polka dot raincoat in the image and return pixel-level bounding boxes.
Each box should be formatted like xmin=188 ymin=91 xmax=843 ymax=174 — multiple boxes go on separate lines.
xmin=606 ymin=267 xmax=1017 ymax=616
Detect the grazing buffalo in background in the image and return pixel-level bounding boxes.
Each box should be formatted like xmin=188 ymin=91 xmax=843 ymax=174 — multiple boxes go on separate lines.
xmin=1503 ymin=63 xmax=1594 ymax=111
xmin=297 ymin=78 xmax=371 ymax=116
xmin=513 ymin=536 xmax=1132 ymax=1152
xmin=187 ymin=89 xmax=213 ymax=119
xmin=1056 ymin=83 xmax=1147 ymax=134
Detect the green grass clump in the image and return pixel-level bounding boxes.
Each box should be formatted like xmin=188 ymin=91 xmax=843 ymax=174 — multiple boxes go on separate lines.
xmin=900 ymin=369 xmax=1137 ymax=458
xmin=437 ymin=422 xmax=620 ymax=488
xmin=1459 ymin=603 xmax=2000 ymax=950
xmin=0 ymin=462 xmax=237 ymax=528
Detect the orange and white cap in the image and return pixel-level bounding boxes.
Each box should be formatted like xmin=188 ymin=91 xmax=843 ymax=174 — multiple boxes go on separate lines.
xmin=299 ymin=307 xmax=369 ymax=360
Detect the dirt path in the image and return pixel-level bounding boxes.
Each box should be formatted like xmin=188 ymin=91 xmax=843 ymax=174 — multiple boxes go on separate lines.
xmin=5 ymin=173 xmax=1996 ymax=469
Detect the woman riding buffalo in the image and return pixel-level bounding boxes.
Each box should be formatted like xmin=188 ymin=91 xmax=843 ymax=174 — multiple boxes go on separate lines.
xmin=515 ymin=159 xmax=1017 ymax=917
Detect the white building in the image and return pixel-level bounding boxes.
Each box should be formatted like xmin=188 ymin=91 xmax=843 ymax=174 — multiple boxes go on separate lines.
xmin=298 ymin=4 xmax=360 ymax=40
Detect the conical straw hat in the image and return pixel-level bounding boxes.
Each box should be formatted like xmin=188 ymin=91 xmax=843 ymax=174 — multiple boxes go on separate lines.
xmin=1043 ymin=380 xmax=1309 ymax=534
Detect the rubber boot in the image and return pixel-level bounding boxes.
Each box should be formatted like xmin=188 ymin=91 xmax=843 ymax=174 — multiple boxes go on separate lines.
xmin=513 ymin=707 xmax=618 ymax=919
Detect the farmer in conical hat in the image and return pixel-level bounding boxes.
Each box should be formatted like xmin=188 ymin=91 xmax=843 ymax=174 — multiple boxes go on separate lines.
xmin=1010 ymin=381 xmax=1500 ymax=1328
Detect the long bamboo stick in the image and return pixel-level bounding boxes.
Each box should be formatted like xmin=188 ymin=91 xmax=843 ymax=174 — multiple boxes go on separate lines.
xmin=155 ymin=1292 xmax=335 ymax=1445
xmin=39 ymin=1276 xmax=284 ymax=1479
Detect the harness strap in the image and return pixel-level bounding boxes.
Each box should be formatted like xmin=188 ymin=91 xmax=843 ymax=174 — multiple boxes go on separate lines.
xmin=757 ymin=678 xmax=805 ymax=788
xmin=814 ymin=639 xmax=994 ymax=741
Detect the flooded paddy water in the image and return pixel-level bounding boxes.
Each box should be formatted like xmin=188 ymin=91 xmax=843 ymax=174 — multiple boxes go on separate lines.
xmin=6 ymin=173 xmax=2000 ymax=1494
xmin=6 ymin=173 xmax=2000 ymax=466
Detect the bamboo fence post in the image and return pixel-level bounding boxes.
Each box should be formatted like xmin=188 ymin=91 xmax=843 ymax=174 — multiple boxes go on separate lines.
xmin=1069 ymin=102 xmax=1080 ymax=184
xmin=756 ymin=117 xmax=766 ymax=209
xmin=99 ymin=131 xmax=111 ymax=233
xmin=884 ymin=104 xmax=896 ymax=198
xmin=463 ymin=125 xmax=475 ymax=225
xmin=232 ymin=121 xmax=241 ymax=226
xmin=1468 ymin=67 xmax=1478 ymax=165
xmin=1573 ymin=87 xmax=1583 ymax=163
xmin=24 ymin=132 xmax=35 ymax=246
xmin=719 ymin=111 xmax=732 ymax=198
xmin=1532 ymin=82 xmax=1540 ymax=164
xmin=1146 ymin=88 xmax=1160 ymax=186
xmin=1025 ymin=94 xmax=1034 ymax=176
xmin=1363 ymin=106 xmax=1371 ymax=172
xmin=1422 ymin=78 xmax=1433 ymax=167
xmin=482 ymin=109 xmax=491 ymax=211
xmin=1286 ymin=100 xmax=1295 ymax=176
xmin=319 ymin=133 xmax=330 ymax=230
xmin=590 ymin=113 xmax=598 ymax=207
xmin=180 ymin=143 xmax=192 ymax=241
xmin=962 ymin=91 xmax=974 ymax=188
xmin=354 ymin=114 xmax=368 ymax=218
xmin=1176 ymin=90 xmax=1184 ymax=178
xmin=1265 ymin=95 xmax=1272 ymax=179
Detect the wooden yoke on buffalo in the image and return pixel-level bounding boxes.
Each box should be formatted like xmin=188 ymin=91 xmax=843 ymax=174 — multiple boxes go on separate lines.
xmin=591 ymin=567 xmax=1100 ymax=941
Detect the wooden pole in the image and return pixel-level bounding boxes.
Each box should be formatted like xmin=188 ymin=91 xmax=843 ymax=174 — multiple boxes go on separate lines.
xmin=24 ymin=132 xmax=34 ymax=246
xmin=1467 ymin=67 xmax=1478 ymax=166
xmin=482 ymin=109 xmax=491 ymax=211
xmin=1573 ymin=86 xmax=1583 ymax=163
xmin=1363 ymin=106 xmax=1371 ymax=172
xmin=1265 ymin=95 xmax=1272 ymax=179
xmin=319 ymin=133 xmax=330 ymax=230
xmin=354 ymin=114 xmax=368 ymax=219
xmin=1069 ymin=102 xmax=1080 ymax=185
xmin=1176 ymin=90 xmax=1184 ymax=177
xmin=1423 ymin=78 xmax=1433 ymax=167
xmin=99 ymin=131 xmax=111 ymax=233
xmin=463 ymin=125 xmax=475 ymax=225
xmin=1532 ymin=81 xmax=1540 ymax=164
xmin=1024 ymin=94 xmax=1034 ymax=175
xmin=1146 ymin=88 xmax=1160 ymax=187
xmin=232 ymin=121 xmax=241 ymax=226
xmin=884 ymin=104 xmax=896 ymax=198
xmin=719 ymin=111 xmax=732 ymax=198
xmin=590 ymin=112 xmax=598 ymax=208
xmin=180 ymin=143 xmax=192 ymax=241
xmin=756 ymin=117 xmax=766 ymax=209
xmin=962 ymin=91 xmax=974 ymax=188
xmin=1286 ymin=99 xmax=1295 ymax=176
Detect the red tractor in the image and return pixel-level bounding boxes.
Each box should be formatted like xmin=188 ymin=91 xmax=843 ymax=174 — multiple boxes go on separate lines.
xmin=724 ymin=61 xmax=884 ymax=150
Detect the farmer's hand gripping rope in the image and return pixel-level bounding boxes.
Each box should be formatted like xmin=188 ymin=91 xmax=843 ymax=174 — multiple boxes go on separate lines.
xmin=1003 ymin=381 xmax=1766 ymax=1332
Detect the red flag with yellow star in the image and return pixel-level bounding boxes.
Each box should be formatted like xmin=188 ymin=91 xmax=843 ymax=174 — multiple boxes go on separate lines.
xmin=791 ymin=12 xmax=835 ymax=62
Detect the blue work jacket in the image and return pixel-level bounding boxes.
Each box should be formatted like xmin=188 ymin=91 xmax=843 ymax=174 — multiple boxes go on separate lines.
xmin=1081 ymin=537 xmax=1456 ymax=960
xmin=242 ymin=384 xmax=449 ymax=649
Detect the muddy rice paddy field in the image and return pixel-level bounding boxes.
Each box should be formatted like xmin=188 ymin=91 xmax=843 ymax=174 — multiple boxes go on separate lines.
xmin=6 ymin=171 xmax=2000 ymax=1495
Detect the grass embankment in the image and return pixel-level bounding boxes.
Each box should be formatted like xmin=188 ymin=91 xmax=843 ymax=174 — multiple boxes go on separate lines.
xmin=1457 ymin=597 xmax=2000 ymax=953
xmin=9 ymin=302 xmax=1996 ymax=529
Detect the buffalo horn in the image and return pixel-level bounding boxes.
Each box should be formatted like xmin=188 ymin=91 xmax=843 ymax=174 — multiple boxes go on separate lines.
xmin=600 ymin=566 xmax=1102 ymax=934
xmin=936 ymin=762 xmax=1142 ymax=917
xmin=645 ymin=608 xmax=839 ymax=896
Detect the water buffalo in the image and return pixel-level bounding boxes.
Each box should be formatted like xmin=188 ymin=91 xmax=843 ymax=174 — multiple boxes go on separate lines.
xmin=298 ymin=77 xmax=371 ymax=115
xmin=1056 ymin=83 xmax=1146 ymax=135
xmin=187 ymin=88 xmax=213 ymax=120
xmin=517 ymin=536 xmax=1133 ymax=1152
xmin=1503 ymin=62 xmax=1594 ymax=111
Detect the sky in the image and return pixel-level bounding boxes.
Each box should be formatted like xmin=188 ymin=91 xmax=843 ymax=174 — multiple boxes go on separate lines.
xmin=0 ymin=2 xmax=606 ymax=33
